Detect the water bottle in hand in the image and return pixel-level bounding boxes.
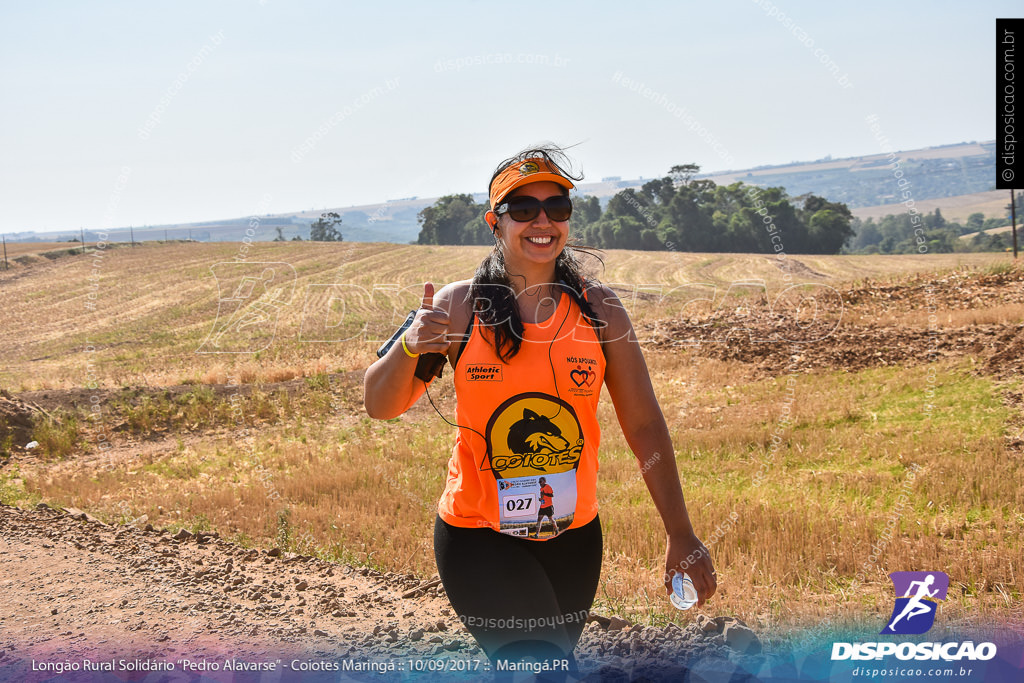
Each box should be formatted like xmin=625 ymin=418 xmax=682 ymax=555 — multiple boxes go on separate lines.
xmin=670 ymin=572 xmax=698 ymax=610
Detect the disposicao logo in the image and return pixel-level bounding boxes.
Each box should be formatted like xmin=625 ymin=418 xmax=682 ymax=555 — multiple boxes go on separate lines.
xmin=831 ymin=570 xmax=997 ymax=663
xmin=882 ymin=571 xmax=948 ymax=635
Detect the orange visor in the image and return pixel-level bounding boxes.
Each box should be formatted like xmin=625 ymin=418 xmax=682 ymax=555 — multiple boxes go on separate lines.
xmin=489 ymin=158 xmax=575 ymax=210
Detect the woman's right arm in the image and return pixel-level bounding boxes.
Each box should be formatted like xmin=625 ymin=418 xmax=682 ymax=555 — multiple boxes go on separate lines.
xmin=363 ymin=282 xmax=452 ymax=419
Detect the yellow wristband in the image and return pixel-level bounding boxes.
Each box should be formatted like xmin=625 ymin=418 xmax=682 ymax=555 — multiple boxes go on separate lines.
xmin=401 ymin=332 xmax=419 ymax=358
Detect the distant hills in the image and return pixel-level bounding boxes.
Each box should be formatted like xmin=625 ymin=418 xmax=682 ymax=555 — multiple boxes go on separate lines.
xmin=703 ymin=141 xmax=996 ymax=206
xmin=9 ymin=140 xmax=1000 ymax=245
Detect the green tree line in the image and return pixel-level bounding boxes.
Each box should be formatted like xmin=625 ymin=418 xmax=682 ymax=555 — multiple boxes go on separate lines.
xmin=846 ymin=206 xmax=1019 ymax=255
xmin=416 ymin=164 xmax=856 ymax=254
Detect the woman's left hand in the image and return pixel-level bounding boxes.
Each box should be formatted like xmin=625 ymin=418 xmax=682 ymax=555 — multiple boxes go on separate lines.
xmin=664 ymin=532 xmax=717 ymax=607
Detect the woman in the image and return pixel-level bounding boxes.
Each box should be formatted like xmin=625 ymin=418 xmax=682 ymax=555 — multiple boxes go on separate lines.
xmin=364 ymin=145 xmax=716 ymax=674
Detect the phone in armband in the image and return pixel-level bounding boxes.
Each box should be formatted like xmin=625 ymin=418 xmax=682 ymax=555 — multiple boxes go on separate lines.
xmin=377 ymin=310 xmax=447 ymax=382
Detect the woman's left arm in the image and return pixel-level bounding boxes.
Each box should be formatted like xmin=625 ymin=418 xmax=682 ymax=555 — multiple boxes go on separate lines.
xmin=594 ymin=285 xmax=718 ymax=606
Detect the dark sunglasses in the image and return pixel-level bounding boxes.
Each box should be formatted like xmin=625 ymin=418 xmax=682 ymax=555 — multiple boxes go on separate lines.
xmin=495 ymin=195 xmax=573 ymax=222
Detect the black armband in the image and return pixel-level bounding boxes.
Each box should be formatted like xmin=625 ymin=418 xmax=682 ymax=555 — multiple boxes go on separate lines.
xmin=376 ymin=310 xmax=447 ymax=382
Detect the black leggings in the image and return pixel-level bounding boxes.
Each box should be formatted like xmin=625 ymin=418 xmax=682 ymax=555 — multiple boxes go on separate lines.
xmin=434 ymin=514 xmax=602 ymax=671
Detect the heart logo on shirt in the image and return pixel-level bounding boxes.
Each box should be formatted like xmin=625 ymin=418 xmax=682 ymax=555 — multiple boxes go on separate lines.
xmin=570 ymin=365 xmax=596 ymax=388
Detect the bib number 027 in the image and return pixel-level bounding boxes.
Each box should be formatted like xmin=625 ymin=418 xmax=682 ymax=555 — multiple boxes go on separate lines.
xmin=502 ymin=494 xmax=535 ymax=518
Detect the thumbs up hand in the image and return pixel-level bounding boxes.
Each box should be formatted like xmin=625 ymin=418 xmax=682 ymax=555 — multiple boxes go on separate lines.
xmin=404 ymin=282 xmax=451 ymax=355
xmin=422 ymin=281 xmax=441 ymax=311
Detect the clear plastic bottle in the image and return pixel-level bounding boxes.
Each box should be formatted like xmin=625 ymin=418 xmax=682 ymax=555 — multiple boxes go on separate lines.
xmin=670 ymin=572 xmax=698 ymax=610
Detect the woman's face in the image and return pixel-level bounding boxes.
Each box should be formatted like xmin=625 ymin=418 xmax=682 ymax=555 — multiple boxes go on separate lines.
xmin=493 ymin=181 xmax=569 ymax=270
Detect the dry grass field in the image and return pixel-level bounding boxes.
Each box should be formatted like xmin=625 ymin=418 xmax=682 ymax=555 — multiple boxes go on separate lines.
xmin=1 ymin=242 xmax=1021 ymax=647
xmin=0 ymin=242 xmax=1010 ymax=391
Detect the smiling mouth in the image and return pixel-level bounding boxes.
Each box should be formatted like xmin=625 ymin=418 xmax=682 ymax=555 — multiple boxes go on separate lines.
xmin=526 ymin=236 xmax=554 ymax=245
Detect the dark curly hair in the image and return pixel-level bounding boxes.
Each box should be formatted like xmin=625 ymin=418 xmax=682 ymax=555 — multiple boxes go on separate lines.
xmin=469 ymin=144 xmax=604 ymax=362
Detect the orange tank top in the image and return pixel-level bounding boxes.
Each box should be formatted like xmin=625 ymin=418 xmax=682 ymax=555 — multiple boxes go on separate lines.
xmin=437 ymin=291 xmax=605 ymax=539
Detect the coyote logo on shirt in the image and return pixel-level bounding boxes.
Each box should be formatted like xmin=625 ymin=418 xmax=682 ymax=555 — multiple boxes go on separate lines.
xmin=508 ymin=409 xmax=569 ymax=456
xmin=484 ymin=393 xmax=583 ymax=479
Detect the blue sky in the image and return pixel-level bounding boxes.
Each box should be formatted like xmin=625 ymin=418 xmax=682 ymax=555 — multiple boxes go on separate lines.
xmin=0 ymin=0 xmax=1013 ymax=233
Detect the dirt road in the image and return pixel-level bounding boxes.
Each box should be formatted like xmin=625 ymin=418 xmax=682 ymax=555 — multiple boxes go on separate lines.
xmin=0 ymin=504 xmax=758 ymax=682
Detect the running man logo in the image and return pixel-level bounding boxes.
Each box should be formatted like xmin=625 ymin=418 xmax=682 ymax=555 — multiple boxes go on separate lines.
xmin=483 ymin=393 xmax=583 ymax=478
xmin=198 ymin=262 xmax=296 ymax=353
xmin=881 ymin=571 xmax=949 ymax=635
